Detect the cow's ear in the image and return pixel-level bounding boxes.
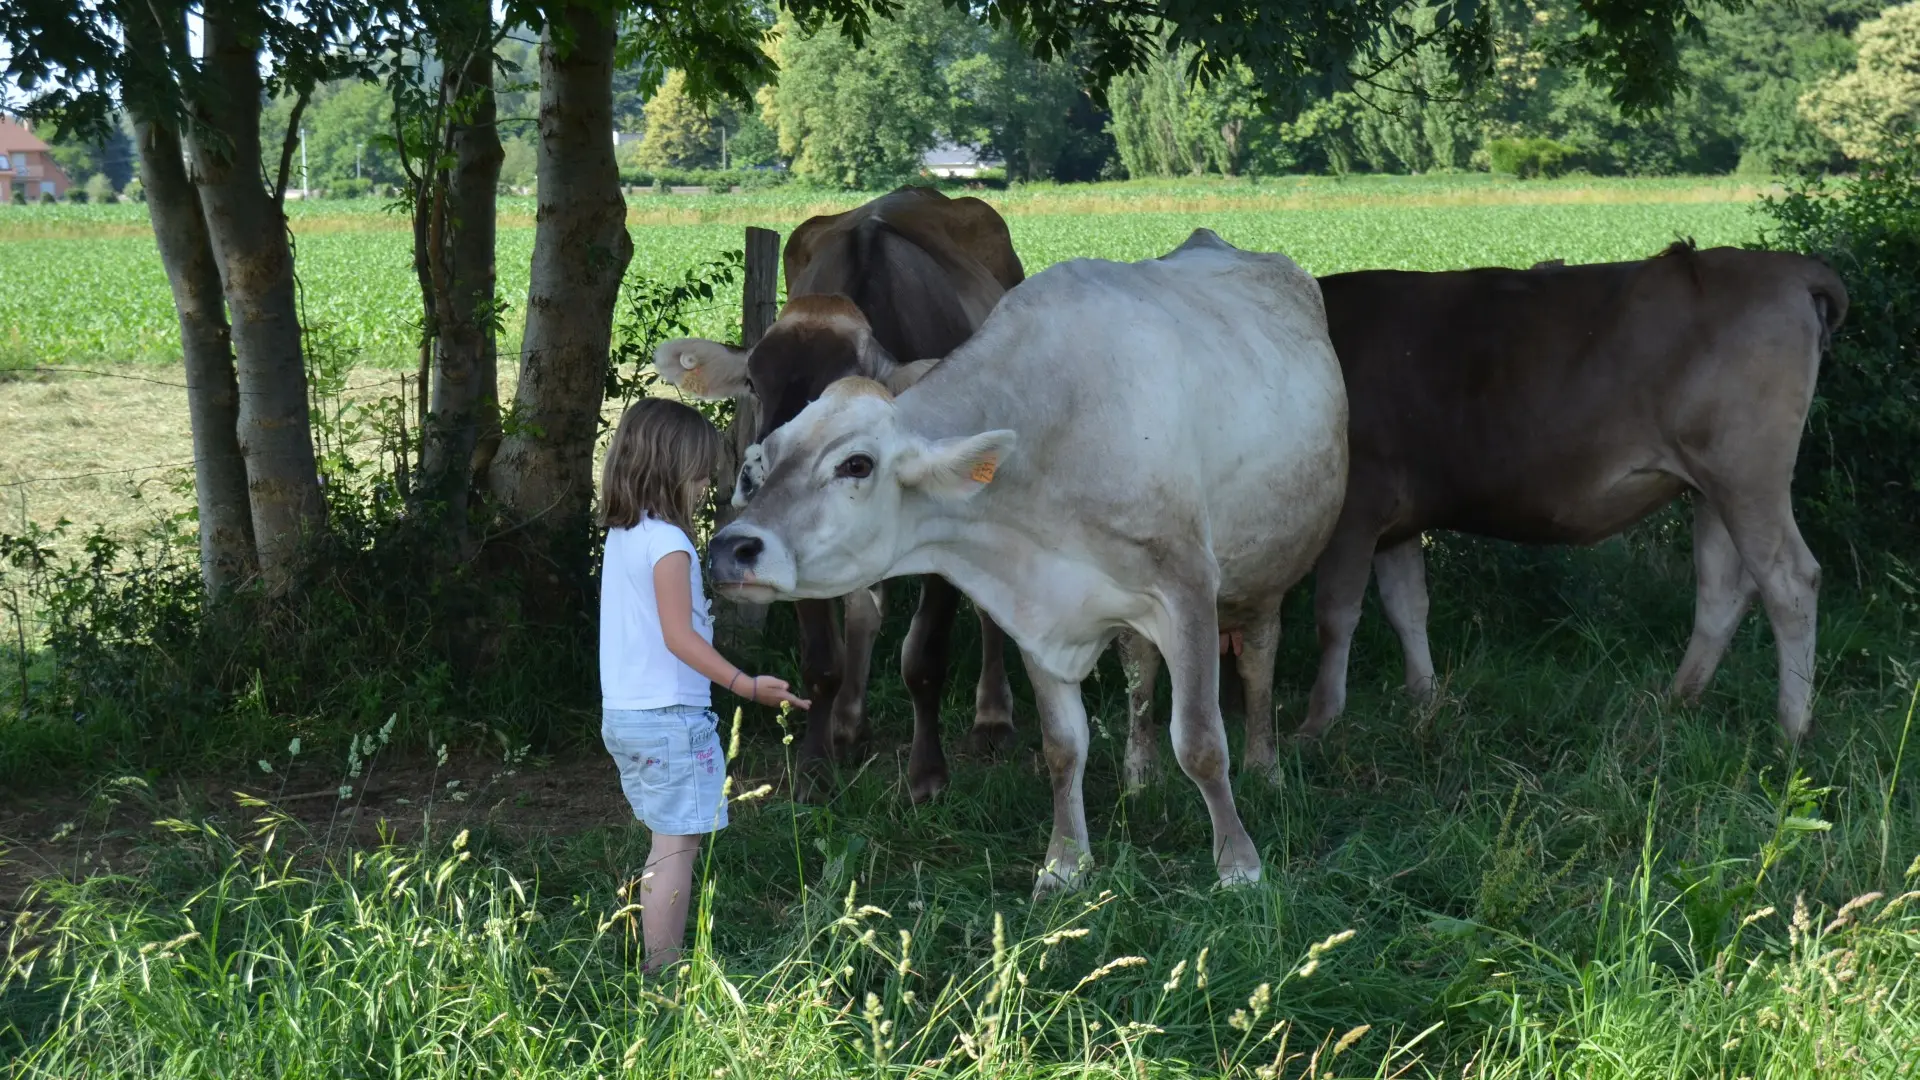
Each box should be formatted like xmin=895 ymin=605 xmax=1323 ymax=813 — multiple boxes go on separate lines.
xmin=897 ymin=430 xmax=1017 ymax=500
xmin=654 ymin=338 xmax=750 ymax=400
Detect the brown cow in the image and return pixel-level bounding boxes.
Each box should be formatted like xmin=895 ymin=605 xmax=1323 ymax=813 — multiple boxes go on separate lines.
xmin=1125 ymin=243 xmax=1846 ymax=784
xmin=655 ymin=186 xmax=1023 ymax=801
xmin=1300 ymin=243 xmax=1847 ymax=743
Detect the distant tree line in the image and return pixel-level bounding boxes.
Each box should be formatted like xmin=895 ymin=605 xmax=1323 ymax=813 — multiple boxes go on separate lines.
xmin=44 ymin=0 xmax=1897 ymax=202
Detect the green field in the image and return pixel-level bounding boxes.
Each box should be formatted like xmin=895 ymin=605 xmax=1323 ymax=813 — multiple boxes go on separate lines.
xmin=4 ymin=176 xmax=1917 ymax=1078
xmin=0 ymin=176 xmax=1766 ymax=369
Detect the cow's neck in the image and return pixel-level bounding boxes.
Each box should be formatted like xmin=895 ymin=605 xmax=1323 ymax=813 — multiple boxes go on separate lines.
xmin=890 ymin=505 xmax=1118 ymax=685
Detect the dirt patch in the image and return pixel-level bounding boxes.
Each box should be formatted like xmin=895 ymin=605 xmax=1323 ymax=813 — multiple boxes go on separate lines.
xmin=0 ymin=749 xmax=647 ymax=918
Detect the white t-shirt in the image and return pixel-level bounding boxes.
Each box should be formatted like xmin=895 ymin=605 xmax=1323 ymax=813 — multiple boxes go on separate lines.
xmin=600 ymin=515 xmax=714 ymax=710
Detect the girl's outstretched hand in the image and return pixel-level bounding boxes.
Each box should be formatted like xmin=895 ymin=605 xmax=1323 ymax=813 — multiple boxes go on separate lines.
xmin=748 ymin=676 xmax=811 ymax=711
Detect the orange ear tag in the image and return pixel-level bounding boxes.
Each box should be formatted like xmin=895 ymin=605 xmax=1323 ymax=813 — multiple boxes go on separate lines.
xmin=969 ymin=459 xmax=998 ymax=484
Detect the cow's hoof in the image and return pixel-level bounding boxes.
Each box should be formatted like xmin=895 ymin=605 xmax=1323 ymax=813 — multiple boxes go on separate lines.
xmin=908 ymin=765 xmax=949 ymax=805
xmin=1290 ymin=715 xmax=1333 ymax=743
xmin=1123 ymin=752 xmax=1163 ymax=795
xmin=1239 ymin=762 xmax=1283 ymax=788
xmin=791 ymin=755 xmax=834 ymax=804
xmin=791 ymin=772 xmax=827 ymax=804
xmin=830 ymin=720 xmax=869 ymax=764
xmin=1778 ymin=712 xmax=1811 ymax=745
xmin=1216 ymin=862 xmax=1263 ymax=889
xmin=1032 ymin=865 xmax=1085 ymax=900
xmin=1239 ymin=747 xmax=1279 ymax=784
xmin=965 ymin=721 xmax=1017 ymax=757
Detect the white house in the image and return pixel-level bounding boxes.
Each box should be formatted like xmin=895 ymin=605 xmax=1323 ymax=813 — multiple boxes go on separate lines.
xmin=922 ymin=141 xmax=1003 ymax=178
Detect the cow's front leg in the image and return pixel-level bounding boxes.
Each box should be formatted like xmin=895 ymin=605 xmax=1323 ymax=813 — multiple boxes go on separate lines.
xmin=902 ymin=575 xmax=962 ymax=803
xmin=791 ymin=598 xmax=844 ymax=802
xmin=1022 ymin=652 xmax=1092 ymax=898
xmin=969 ymin=610 xmax=1018 ymax=755
xmin=833 ymin=583 xmax=884 ymax=761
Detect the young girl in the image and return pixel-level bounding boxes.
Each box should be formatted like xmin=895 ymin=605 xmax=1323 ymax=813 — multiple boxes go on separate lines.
xmin=599 ymin=398 xmax=810 ymax=972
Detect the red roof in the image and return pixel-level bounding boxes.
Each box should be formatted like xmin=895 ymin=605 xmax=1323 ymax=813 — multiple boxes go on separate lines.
xmin=0 ymin=116 xmax=53 ymax=153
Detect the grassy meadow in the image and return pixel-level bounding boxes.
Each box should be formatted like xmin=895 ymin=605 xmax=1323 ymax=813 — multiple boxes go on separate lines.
xmin=4 ymin=175 xmax=1919 ymax=1078
xmin=0 ymin=175 xmax=1765 ymax=371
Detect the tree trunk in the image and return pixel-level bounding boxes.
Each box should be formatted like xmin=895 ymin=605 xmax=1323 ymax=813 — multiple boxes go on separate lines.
xmin=421 ymin=5 xmax=504 ymax=533
xmin=184 ymin=1 xmax=325 ymax=590
xmin=487 ymin=3 xmax=631 ymax=533
xmin=124 ymin=11 xmax=255 ymax=597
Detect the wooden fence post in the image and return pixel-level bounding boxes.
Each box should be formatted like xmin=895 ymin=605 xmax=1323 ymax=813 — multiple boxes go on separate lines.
xmin=715 ymin=226 xmax=780 ymax=638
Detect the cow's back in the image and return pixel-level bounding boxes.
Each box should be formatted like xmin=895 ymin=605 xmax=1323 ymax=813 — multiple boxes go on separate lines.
xmin=902 ymin=231 xmax=1348 ymax=618
xmin=783 ymin=186 xmax=1022 ymax=361
xmin=1322 ymin=246 xmax=1843 ymax=545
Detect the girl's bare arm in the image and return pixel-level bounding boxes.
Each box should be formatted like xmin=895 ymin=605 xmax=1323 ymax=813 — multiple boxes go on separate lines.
xmin=653 ymin=552 xmax=810 ymax=709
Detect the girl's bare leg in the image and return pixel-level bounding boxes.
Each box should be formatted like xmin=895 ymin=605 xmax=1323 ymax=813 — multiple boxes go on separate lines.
xmin=641 ymin=832 xmax=703 ymax=971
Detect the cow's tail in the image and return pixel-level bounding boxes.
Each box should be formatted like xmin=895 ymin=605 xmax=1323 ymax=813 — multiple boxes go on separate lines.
xmin=1806 ymin=260 xmax=1849 ymax=356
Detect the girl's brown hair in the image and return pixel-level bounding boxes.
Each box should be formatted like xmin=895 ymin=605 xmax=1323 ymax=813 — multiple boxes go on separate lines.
xmin=601 ymin=398 xmax=725 ymax=535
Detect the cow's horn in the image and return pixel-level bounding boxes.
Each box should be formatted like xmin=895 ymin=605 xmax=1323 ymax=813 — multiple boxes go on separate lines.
xmin=884 ymin=358 xmax=941 ymax=395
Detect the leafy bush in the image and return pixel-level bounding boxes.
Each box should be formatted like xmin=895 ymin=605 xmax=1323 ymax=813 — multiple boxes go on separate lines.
xmin=63 ymin=186 xmax=87 ymax=204
xmin=1761 ymin=143 xmax=1920 ymax=554
xmin=1486 ymin=137 xmax=1578 ymax=178
xmin=327 ymin=176 xmax=374 ymax=199
xmin=619 ymin=167 xmax=791 ymax=191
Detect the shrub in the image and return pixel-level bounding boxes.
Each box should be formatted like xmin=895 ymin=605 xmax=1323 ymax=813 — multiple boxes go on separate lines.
xmin=1760 ymin=142 xmax=1920 ymax=555
xmin=1486 ymin=137 xmax=1578 ymax=179
xmin=618 ymin=166 xmax=790 ymax=192
xmin=83 ymin=172 xmax=114 ymax=204
xmin=121 ymin=178 xmax=144 ymax=202
xmin=63 ymin=186 xmax=87 ymax=203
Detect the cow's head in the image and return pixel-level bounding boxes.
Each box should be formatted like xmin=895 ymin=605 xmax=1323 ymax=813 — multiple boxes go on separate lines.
xmin=654 ymin=296 xmax=938 ymax=500
xmin=706 ymin=377 xmax=1016 ymax=602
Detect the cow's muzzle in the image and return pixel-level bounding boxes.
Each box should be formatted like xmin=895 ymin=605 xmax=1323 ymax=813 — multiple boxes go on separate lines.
xmin=708 ymin=522 xmax=789 ymax=604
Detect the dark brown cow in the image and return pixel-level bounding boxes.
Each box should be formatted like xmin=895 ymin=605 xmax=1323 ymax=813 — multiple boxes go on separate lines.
xmin=1301 ymin=243 xmax=1846 ymax=742
xmin=655 ymin=186 xmax=1023 ymax=800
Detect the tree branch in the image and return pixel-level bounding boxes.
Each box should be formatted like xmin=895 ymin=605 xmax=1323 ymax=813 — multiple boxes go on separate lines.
xmin=273 ymin=90 xmax=311 ymax=206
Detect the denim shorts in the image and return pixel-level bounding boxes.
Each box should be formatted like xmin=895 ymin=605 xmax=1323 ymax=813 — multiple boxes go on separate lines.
xmin=601 ymin=705 xmax=729 ymax=835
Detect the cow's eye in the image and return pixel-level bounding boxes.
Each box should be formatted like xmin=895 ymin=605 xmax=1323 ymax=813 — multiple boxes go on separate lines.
xmin=836 ymin=453 xmax=874 ymax=480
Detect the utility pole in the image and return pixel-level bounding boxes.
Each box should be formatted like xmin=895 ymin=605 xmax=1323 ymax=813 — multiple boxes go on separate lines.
xmin=720 ymin=126 xmax=728 ymax=171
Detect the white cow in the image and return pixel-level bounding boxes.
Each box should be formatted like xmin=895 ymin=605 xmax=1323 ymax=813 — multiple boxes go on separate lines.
xmin=708 ymin=230 xmax=1348 ymax=892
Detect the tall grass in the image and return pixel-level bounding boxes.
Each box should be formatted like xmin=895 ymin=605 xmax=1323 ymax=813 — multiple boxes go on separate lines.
xmin=5 ymin=564 xmax=1918 ymax=1076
